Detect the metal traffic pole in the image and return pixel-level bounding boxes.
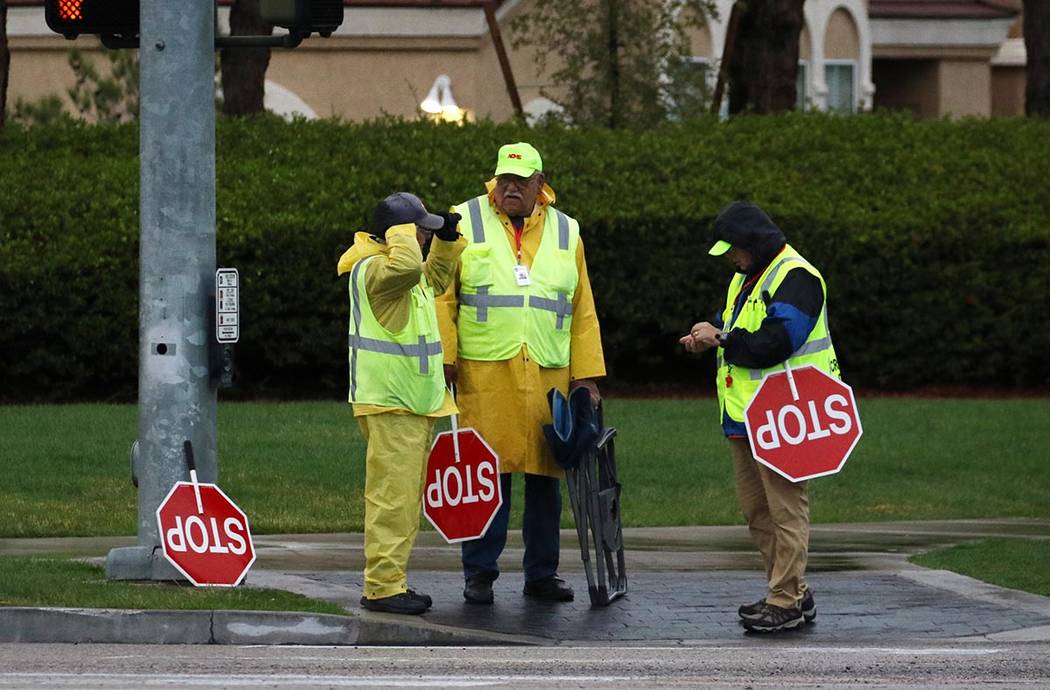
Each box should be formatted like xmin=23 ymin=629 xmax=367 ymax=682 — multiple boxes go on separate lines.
xmin=106 ymin=0 xmax=218 ymax=581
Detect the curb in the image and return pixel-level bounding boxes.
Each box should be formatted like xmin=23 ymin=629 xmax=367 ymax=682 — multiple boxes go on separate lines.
xmin=896 ymin=568 xmax=1050 ymax=643
xmin=895 ymin=569 xmax=1050 ymax=617
xmin=0 ymin=607 xmax=539 ymax=646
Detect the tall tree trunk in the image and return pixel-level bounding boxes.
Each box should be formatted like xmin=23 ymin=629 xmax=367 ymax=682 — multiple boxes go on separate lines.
xmin=1024 ymin=0 xmax=1050 ymax=116
xmin=220 ymin=0 xmax=273 ymax=117
xmin=727 ymin=0 xmax=805 ymax=115
xmin=606 ymin=0 xmax=622 ymax=129
xmin=1 ymin=0 xmax=10 ymax=128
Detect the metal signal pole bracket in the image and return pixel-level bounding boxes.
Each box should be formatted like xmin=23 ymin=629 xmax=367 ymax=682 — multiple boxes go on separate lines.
xmin=214 ymin=33 xmax=304 ymax=49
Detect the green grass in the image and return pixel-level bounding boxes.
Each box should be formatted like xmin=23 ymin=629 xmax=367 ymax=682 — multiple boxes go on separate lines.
xmin=910 ymin=539 xmax=1050 ymax=597
xmin=0 ymin=557 xmax=347 ymax=613
xmin=1 ymin=398 xmax=1048 ymax=537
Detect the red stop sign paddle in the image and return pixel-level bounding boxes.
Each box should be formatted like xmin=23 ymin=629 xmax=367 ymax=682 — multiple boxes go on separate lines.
xmin=744 ymin=364 xmax=862 ymax=483
xmin=423 ymin=424 xmax=502 ymax=543
xmin=156 ymin=479 xmax=256 ymax=587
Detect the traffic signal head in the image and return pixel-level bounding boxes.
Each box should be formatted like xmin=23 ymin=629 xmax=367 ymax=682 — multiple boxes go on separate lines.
xmin=45 ymin=0 xmax=140 ymax=40
xmin=261 ymin=0 xmax=344 ymax=38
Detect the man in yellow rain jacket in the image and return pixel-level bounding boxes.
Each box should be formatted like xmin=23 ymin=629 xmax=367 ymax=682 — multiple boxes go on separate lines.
xmin=437 ymin=143 xmax=606 ymax=604
xmin=337 ymin=192 xmax=466 ymax=615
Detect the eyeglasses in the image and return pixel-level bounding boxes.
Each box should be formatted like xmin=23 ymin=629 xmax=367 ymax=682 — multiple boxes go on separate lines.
xmin=495 ymin=174 xmax=536 ymax=189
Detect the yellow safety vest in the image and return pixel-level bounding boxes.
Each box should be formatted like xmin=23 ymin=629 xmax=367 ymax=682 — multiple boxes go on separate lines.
xmin=716 ymin=245 xmax=840 ymax=423
xmin=453 ymin=195 xmax=580 ymax=368
xmin=347 ymin=255 xmax=446 ymax=414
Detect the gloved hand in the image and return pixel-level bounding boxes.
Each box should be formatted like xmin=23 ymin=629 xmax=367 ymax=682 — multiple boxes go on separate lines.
xmin=435 ymin=212 xmax=462 ymax=242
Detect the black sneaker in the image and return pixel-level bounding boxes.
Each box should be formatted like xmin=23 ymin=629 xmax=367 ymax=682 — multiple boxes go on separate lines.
xmin=523 ymin=575 xmax=574 ymax=602
xmin=738 ymin=598 xmax=766 ymax=620
xmin=800 ymin=590 xmax=816 ymax=623
xmin=739 ymin=591 xmax=816 ymax=623
xmin=463 ymin=577 xmax=494 ymax=605
xmin=407 ymin=588 xmax=433 ymax=609
xmin=742 ymin=603 xmax=804 ymax=633
xmin=359 ymin=592 xmax=427 ymax=615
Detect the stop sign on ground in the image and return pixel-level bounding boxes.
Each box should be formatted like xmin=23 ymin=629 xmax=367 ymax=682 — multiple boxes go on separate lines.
xmin=744 ymin=365 xmax=862 ymax=482
xmin=156 ymin=481 xmax=256 ymax=587
xmin=423 ymin=428 xmax=502 ymax=543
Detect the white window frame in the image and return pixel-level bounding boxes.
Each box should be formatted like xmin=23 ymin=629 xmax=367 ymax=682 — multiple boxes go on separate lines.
xmin=796 ymin=60 xmax=809 ymax=111
xmin=823 ymin=59 xmax=858 ymax=113
xmin=683 ymin=56 xmax=729 ymax=118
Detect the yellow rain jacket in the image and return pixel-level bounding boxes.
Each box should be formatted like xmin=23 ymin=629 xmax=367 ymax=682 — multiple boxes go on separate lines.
xmin=337 ymin=224 xmax=466 ymax=418
xmin=436 ymin=182 xmax=606 ymax=478
xmin=336 ymin=223 xmax=466 ymax=600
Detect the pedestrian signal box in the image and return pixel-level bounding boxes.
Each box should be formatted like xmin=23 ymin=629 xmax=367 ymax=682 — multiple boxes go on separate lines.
xmin=45 ymin=0 xmax=343 ymax=46
xmin=45 ymin=0 xmax=139 ymax=41
xmin=261 ymin=0 xmax=344 ymax=38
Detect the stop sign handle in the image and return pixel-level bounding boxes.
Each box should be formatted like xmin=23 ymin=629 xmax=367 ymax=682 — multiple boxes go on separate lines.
xmin=183 ymin=440 xmax=204 ymax=515
xmin=757 ymin=289 xmax=800 ymax=401
xmin=448 ymin=385 xmax=461 ymax=463
xmin=781 ymin=359 xmax=799 ymax=401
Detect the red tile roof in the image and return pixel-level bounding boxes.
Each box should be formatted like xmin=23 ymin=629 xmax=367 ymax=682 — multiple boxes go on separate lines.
xmin=869 ymin=0 xmax=1021 ymax=19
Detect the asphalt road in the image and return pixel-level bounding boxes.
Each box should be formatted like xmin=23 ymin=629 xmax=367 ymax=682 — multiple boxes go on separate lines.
xmin=2 ymin=642 xmax=1048 ymax=688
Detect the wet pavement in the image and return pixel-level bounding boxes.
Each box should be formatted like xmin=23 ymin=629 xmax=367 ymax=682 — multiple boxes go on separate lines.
xmin=280 ymin=569 xmax=1050 ymax=643
xmin=3 ymin=519 xmax=1049 ymax=645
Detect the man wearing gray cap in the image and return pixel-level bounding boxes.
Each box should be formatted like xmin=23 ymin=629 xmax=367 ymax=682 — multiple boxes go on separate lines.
xmin=337 ymin=192 xmax=465 ymax=615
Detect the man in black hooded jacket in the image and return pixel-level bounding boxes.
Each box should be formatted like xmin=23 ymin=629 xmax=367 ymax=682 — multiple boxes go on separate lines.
xmin=681 ymin=201 xmax=841 ymax=633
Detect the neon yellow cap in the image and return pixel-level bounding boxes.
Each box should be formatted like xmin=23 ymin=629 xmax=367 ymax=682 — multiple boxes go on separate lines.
xmin=708 ymin=240 xmax=732 ymax=256
xmin=494 ymin=142 xmax=543 ymax=178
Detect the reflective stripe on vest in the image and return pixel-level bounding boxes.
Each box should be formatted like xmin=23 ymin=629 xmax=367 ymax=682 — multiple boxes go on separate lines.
xmin=347 ymin=334 xmax=442 ymax=375
xmin=348 ymin=255 xmax=445 ymax=413
xmin=459 ymin=285 xmax=525 ymax=321
xmin=454 ymin=195 xmax=579 ymax=366
xmin=466 ymin=196 xmax=569 ymax=251
xmin=528 ymin=293 xmax=573 ymax=329
xmin=715 ymin=245 xmax=839 ymax=423
xmin=716 ymin=315 xmax=835 ymax=381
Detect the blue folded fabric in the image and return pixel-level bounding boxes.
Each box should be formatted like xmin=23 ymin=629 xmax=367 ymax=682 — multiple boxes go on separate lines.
xmin=542 ymin=386 xmax=600 ymax=470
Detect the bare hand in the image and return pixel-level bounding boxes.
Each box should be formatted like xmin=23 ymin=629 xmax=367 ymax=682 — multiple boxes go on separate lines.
xmin=679 ymin=322 xmax=723 ymax=353
xmin=443 ymin=364 xmax=458 ymax=387
xmin=570 ymin=378 xmax=601 ymax=409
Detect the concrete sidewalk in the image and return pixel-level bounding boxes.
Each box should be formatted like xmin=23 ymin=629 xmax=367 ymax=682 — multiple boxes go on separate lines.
xmin=2 ymin=519 xmax=1048 ymax=646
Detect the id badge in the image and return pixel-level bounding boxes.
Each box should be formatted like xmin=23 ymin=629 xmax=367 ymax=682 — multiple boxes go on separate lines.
xmin=513 ymin=264 xmax=532 ymax=286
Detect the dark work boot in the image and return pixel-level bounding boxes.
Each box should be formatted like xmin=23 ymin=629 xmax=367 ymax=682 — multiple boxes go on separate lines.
xmin=359 ymin=592 xmax=427 ymax=615
xmin=463 ymin=577 xmax=494 ymax=605
xmin=407 ymin=588 xmax=433 ymax=609
xmin=523 ymin=575 xmax=574 ymax=602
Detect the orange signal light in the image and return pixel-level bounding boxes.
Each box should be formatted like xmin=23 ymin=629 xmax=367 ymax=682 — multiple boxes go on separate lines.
xmin=57 ymin=0 xmax=85 ymax=21
xmin=45 ymin=0 xmax=139 ymax=41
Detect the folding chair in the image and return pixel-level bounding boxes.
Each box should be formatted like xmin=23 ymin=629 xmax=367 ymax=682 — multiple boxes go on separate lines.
xmin=543 ymin=386 xmax=627 ymax=607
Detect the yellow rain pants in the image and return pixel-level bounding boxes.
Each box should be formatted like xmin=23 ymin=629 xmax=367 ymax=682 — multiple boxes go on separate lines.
xmin=358 ymin=412 xmax=436 ymax=600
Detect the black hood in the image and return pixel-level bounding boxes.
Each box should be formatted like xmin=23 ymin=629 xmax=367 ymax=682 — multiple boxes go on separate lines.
xmin=712 ymin=201 xmax=786 ymax=271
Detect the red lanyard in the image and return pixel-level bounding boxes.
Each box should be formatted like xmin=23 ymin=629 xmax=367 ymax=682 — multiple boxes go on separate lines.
xmin=513 ymin=225 xmax=525 ymax=265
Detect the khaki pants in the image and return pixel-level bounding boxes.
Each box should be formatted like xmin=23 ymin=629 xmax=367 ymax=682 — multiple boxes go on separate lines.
xmin=728 ymin=437 xmax=810 ymax=609
xmin=358 ymin=413 xmax=436 ymax=600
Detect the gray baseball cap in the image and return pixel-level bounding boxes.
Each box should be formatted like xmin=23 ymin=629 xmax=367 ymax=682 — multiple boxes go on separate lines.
xmin=371 ymin=192 xmax=443 ymax=236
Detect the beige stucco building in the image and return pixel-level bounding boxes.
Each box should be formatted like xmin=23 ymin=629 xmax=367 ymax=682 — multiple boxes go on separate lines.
xmin=3 ymin=0 xmax=1028 ymax=122
xmin=870 ymin=0 xmax=1024 ymax=117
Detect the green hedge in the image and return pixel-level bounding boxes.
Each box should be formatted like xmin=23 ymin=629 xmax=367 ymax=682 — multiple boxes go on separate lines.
xmin=2 ymin=113 xmax=1048 ymax=402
